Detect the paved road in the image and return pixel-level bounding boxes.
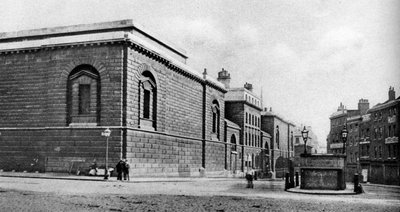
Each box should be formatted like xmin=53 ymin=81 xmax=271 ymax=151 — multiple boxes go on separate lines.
xmin=0 ymin=176 xmax=399 ymax=211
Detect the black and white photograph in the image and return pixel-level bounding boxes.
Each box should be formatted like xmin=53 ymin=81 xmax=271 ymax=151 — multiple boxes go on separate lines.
xmin=0 ymin=0 xmax=399 ymax=211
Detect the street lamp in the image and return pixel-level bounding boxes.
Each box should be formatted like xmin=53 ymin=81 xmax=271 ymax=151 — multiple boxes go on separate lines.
xmin=301 ymin=126 xmax=309 ymax=155
xmin=341 ymin=125 xmax=348 ymax=154
xmin=101 ymin=128 xmax=111 ymax=180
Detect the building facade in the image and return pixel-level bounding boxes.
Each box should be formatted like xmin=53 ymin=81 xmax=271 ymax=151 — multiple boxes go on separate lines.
xmin=328 ymin=89 xmax=399 ymax=185
xmin=328 ymin=100 xmax=369 ymax=155
xmin=366 ymin=87 xmax=399 ymax=185
xmin=217 ymin=69 xmax=271 ymax=175
xmin=0 ymin=20 xmax=229 ymax=177
xmin=261 ymin=108 xmax=295 ymax=178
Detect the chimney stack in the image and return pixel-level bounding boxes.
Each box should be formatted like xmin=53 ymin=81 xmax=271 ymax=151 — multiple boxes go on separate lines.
xmin=244 ymin=82 xmax=253 ymax=92
xmin=389 ymin=86 xmax=396 ymax=101
xmin=358 ymin=98 xmax=370 ymax=115
xmin=337 ymin=102 xmax=345 ymax=112
xmin=217 ymin=68 xmax=231 ymax=89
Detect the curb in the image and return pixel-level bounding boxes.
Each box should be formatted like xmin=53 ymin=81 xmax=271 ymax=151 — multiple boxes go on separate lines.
xmin=0 ymin=173 xmax=248 ymax=183
xmin=0 ymin=174 xmax=108 ymax=182
xmin=286 ymin=187 xmax=358 ymax=195
xmin=362 ymin=183 xmax=400 ymax=189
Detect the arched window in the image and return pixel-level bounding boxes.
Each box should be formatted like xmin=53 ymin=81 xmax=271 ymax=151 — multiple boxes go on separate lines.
xmin=139 ymin=71 xmax=157 ymax=130
xmin=212 ymin=100 xmax=220 ymax=139
xmin=231 ymin=134 xmax=237 ymax=152
xmin=276 ymin=125 xmax=280 ymax=149
xmin=67 ymin=65 xmax=100 ymax=125
xmin=252 ymin=154 xmax=255 ymax=168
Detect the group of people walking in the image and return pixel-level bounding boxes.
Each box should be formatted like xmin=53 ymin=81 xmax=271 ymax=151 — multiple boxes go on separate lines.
xmin=116 ymin=159 xmax=130 ymax=181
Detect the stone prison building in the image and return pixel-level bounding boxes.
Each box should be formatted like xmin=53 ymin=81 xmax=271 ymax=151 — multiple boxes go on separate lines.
xmin=0 ymin=20 xmax=271 ymax=177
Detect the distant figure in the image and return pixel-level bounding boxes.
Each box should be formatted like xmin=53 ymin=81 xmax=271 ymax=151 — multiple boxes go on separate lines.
xmin=116 ymin=159 xmax=124 ymax=181
xmin=89 ymin=161 xmax=97 ymax=176
xmin=123 ymin=159 xmax=130 ymax=181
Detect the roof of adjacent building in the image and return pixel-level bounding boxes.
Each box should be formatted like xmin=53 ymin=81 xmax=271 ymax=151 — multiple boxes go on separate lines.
xmin=261 ymin=110 xmax=295 ymax=126
xmin=260 ymin=130 xmax=272 ymax=138
xmin=225 ymin=119 xmax=241 ymax=130
xmin=368 ymin=96 xmax=400 ymax=112
xmin=329 ymin=110 xmax=347 ymax=119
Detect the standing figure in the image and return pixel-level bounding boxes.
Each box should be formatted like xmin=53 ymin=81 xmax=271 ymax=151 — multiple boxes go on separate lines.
xmin=116 ymin=159 xmax=124 ymax=181
xmin=123 ymin=159 xmax=130 ymax=181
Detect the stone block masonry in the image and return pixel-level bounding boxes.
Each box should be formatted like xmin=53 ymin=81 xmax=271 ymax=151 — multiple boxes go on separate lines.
xmin=0 ymin=128 xmax=122 ymax=173
xmin=0 ymin=20 xmax=229 ymax=176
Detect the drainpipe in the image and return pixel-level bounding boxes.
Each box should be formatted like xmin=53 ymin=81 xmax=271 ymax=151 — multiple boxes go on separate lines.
xmin=202 ymin=69 xmax=207 ymax=169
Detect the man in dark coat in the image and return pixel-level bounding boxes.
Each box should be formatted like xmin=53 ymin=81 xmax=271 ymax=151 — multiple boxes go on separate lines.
xmin=123 ymin=159 xmax=130 ymax=181
xmin=116 ymin=159 xmax=124 ymax=181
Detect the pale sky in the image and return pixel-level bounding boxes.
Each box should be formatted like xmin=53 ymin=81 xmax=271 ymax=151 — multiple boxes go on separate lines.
xmin=1 ymin=0 xmax=399 ymax=150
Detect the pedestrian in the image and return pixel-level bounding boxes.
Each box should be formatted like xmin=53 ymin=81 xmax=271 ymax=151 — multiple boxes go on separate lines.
xmin=89 ymin=161 xmax=97 ymax=176
xmin=123 ymin=159 xmax=130 ymax=181
xmin=116 ymin=159 xmax=124 ymax=181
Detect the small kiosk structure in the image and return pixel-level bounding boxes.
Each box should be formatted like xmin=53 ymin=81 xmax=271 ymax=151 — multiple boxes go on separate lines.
xmin=300 ymin=154 xmax=346 ymax=190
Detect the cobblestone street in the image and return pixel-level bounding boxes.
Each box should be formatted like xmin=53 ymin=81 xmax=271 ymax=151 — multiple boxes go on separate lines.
xmin=0 ymin=175 xmax=399 ymax=211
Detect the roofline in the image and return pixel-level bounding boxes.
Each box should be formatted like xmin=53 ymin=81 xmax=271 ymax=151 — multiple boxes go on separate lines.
xmin=226 ymin=87 xmax=261 ymax=99
xmin=0 ymin=30 xmax=226 ymax=92
xmin=368 ymin=99 xmax=400 ymax=112
xmin=261 ymin=113 xmax=296 ymax=126
xmin=0 ymin=19 xmax=188 ymax=59
xmin=225 ymin=100 xmax=262 ymax=111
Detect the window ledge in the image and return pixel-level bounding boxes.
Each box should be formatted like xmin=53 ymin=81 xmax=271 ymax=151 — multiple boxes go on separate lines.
xmin=211 ymin=133 xmax=220 ymax=141
xmin=140 ymin=118 xmax=155 ymax=131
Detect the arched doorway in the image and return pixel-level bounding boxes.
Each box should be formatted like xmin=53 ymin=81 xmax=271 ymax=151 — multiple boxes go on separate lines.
xmin=230 ymin=134 xmax=237 ymax=173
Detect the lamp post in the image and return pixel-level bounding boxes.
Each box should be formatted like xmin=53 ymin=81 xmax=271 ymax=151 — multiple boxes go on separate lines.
xmin=341 ymin=125 xmax=348 ymax=154
xmin=101 ymin=128 xmax=111 ymax=180
xmin=341 ymin=124 xmax=348 ymax=189
xmin=301 ymin=126 xmax=309 ymax=155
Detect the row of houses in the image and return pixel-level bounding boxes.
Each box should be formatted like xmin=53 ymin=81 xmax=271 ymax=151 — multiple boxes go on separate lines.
xmin=0 ymin=20 xmax=317 ymax=178
xmin=327 ymin=88 xmax=400 ymax=185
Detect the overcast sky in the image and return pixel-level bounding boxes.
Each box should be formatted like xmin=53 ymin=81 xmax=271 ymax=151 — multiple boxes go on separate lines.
xmin=1 ymin=0 xmax=399 ymax=149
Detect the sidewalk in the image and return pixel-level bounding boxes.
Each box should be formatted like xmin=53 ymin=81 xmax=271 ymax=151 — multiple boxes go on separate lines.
xmin=0 ymin=171 xmax=249 ymax=183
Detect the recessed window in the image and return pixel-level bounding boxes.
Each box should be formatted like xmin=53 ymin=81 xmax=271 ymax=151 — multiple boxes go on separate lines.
xmin=143 ymin=89 xmax=151 ymax=119
xmin=139 ymin=71 xmax=157 ymax=130
xmin=67 ymin=65 xmax=100 ymax=125
xmin=212 ymin=100 xmax=220 ymax=139
xmin=78 ymin=84 xmax=91 ymax=114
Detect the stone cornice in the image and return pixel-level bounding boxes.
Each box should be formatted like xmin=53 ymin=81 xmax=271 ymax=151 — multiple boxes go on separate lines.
xmin=0 ymin=30 xmax=227 ymax=92
xmin=225 ymin=100 xmax=262 ymax=111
